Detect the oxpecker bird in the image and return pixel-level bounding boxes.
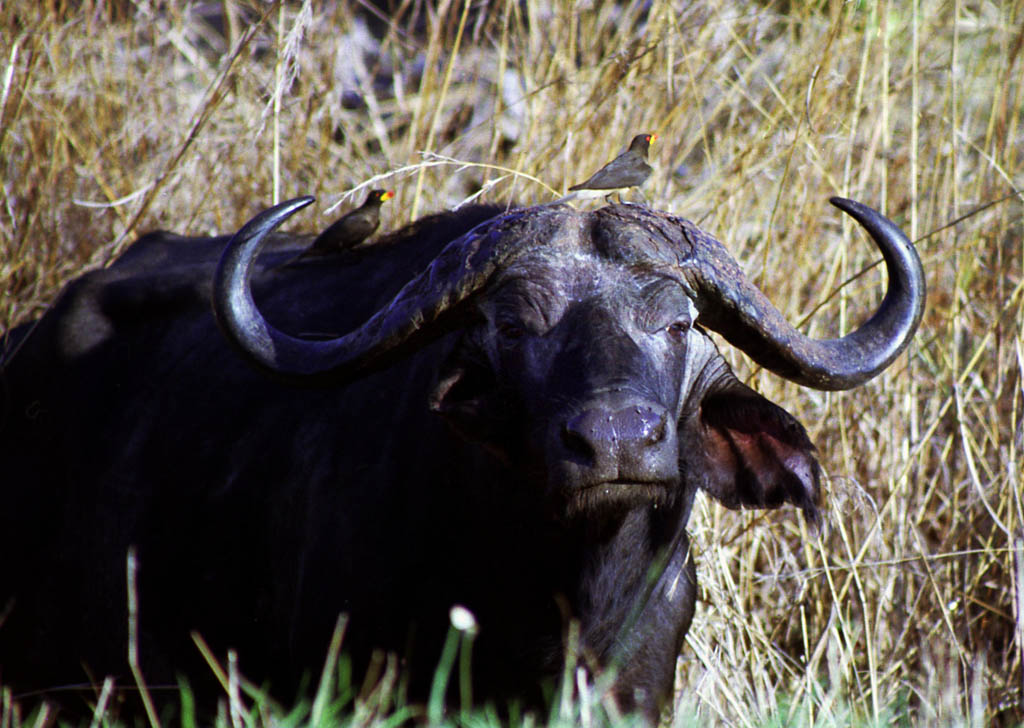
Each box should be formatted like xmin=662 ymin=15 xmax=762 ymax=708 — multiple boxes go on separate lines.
xmin=277 ymin=190 xmax=395 ymax=269
xmin=308 ymin=189 xmax=395 ymax=253
xmin=557 ymin=133 xmax=656 ymax=205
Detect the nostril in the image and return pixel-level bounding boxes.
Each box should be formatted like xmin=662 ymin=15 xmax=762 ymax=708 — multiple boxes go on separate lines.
xmin=645 ymin=416 xmax=667 ymax=445
xmin=562 ymin=415 xmax=597 ymax=461
xmin=622 ymin=406 xmax=667 ymax=447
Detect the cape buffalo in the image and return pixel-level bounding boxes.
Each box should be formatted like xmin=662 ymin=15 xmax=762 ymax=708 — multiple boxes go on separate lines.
xmin=0 ymin=198 xmax=924 ymax=721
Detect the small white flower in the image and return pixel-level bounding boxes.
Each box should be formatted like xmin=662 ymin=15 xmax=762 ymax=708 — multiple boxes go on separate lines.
xmin=449 ymin=604 xmax=478 ymax=633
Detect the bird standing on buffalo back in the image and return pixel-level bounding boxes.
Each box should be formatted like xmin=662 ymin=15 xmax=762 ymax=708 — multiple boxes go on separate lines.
xmin=310 ymin=189 xmax=394 ymax=252
xmin=557 ymin=133 xmax=657 ymax=205
xmin=280 ymin=190 xmax=394 ymax=268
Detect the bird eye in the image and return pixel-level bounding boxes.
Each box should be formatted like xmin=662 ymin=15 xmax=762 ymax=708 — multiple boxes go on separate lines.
xmin=665 ymin=320 xmax=690 ymax=342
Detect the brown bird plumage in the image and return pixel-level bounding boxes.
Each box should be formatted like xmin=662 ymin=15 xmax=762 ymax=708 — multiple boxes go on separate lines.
xmin=308 ymin=189 xmax=395 ymax=253
xmin=273 ymin=190 xmax=395 ymax=271
xmin=558 ymin=133 xmax=657 ymax=204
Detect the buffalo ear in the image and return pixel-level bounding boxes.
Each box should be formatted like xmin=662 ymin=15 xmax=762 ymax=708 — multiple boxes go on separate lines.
xmin=429 ymin=354 xmax=504 ymax=442
xmin=429 ymin=363 xmax=483 ymax=431
xmin=696 ymin=384 xmax=821 ymax=526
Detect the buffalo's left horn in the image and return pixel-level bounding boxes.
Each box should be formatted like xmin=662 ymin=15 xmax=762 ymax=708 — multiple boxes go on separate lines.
xmin=212 ymin=197 xmax=529 ymax=383
xmin=687 ymin=197 xmax=925 ymax=390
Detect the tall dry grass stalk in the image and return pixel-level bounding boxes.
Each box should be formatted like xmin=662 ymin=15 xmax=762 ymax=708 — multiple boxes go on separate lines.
xmin=1 ymin=0 xmax=1022 ymax=725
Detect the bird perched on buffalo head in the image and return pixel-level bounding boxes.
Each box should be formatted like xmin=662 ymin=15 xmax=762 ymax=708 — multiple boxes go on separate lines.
xmin=556 ymin=133 xmax=656 ymax=205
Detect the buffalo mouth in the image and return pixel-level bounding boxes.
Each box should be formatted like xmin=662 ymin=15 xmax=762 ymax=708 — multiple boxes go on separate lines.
xmin=566 ymin=479 xmax=674 ymax=517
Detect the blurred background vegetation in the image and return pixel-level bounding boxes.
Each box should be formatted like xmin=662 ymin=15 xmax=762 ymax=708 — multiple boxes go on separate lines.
xmin=1 ymin=0 xmax=1021 ymax=725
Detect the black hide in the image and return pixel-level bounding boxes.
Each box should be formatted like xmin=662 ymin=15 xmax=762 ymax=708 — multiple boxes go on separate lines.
xmin=0 ymin=203 xmax=820 ymax=721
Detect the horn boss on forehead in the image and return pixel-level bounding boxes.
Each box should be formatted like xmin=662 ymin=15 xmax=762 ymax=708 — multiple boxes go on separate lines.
xmin=214 ymin=197 xmax=923 ymax=392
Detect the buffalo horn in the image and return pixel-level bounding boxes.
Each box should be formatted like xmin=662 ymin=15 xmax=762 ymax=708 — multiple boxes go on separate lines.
xmin=212 ymin=197 xmax=527 ymax=383
xmin=687 ymin=197 xmax=925 ymax=390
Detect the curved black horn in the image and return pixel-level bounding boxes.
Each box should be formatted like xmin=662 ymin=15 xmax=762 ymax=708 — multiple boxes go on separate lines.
xmin=213 ymin=197 xmax=318 ymax=376
xmin=212 ymin=197 xmax=540 ymax=383
xmin=688 ymin=197 xmax=925 ymax=390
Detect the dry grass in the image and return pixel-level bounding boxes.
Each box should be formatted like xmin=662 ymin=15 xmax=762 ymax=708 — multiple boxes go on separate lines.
xmin=1 ymin=0 xmax=1022 ymax=725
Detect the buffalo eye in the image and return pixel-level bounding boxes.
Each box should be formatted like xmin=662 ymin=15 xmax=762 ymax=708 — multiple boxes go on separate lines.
xmin=665 ymin=320 xmax=690 ymax=343
xmin=497 ymin=321 xmax=527 ymax=341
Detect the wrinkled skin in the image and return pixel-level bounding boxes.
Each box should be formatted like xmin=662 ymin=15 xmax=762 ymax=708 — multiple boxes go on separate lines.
xmin=1 ymin=203 xmax=829 ymax=721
